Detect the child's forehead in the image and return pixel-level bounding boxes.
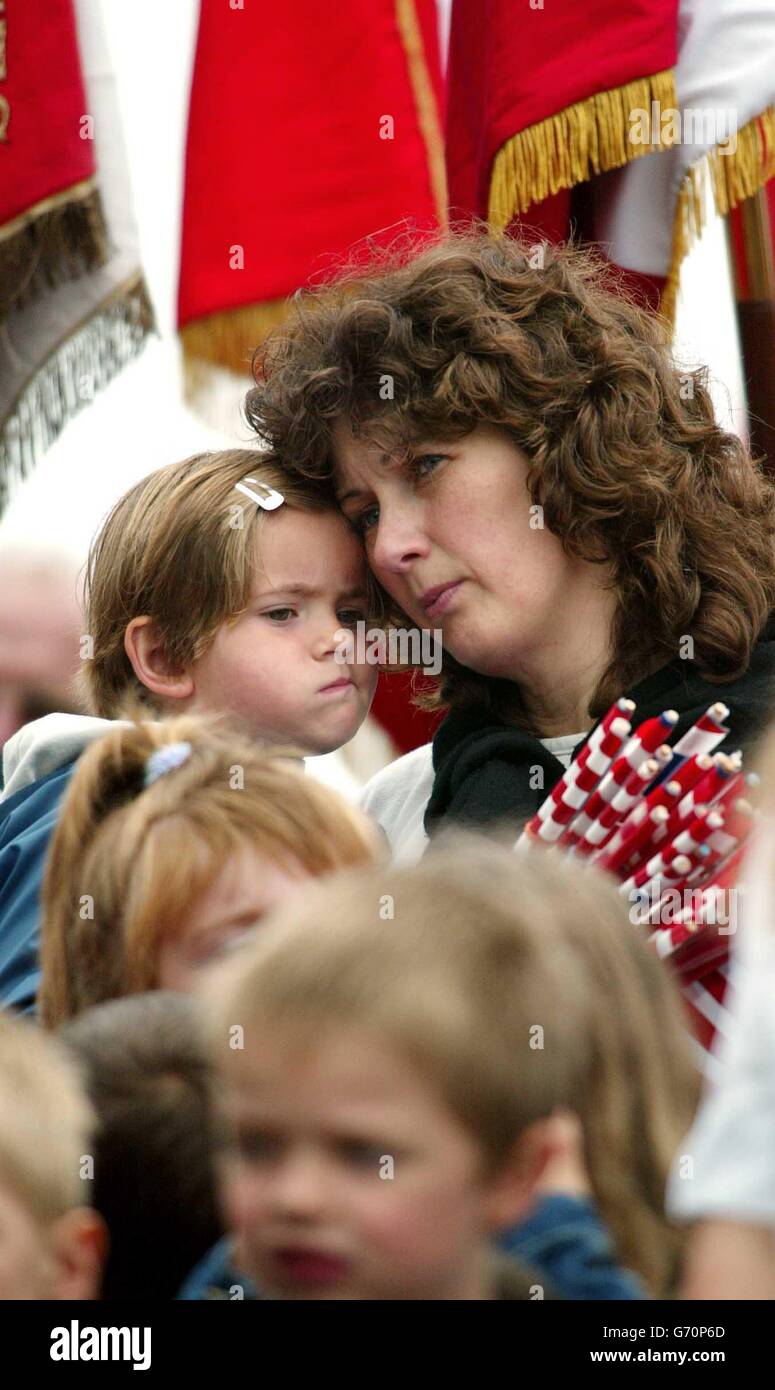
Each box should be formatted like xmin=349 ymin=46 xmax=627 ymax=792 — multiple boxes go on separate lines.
xmin=248 ymin=508 xmax=369 ymax=593
xmin=224 ymin=1024 xmax=445 ymax=1116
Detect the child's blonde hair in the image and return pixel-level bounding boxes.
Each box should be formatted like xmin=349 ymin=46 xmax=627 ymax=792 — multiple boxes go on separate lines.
xmin=39 ymin=714 xmax=382 ymax=1028
xmin=203 ymin=834 xmax=697 ymax=1297
xmin=0 ymin=1011 xmax=95 ymax=1226
xmin=82 ymin=449 xmax=380 ymax=717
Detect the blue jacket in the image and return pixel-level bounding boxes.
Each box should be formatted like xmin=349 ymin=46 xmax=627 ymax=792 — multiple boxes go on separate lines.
xmin=500 ymin=1194 xmax=645 ymax=1299
xmin=0 ymin=714 xmax=115 ymax=1013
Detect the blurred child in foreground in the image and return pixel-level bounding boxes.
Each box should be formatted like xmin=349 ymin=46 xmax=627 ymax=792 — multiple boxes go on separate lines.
xmin=200 ymin=837 xmax=697 ymax=1300
xmin=0 ymin=1010 xmax=103 ymax=1299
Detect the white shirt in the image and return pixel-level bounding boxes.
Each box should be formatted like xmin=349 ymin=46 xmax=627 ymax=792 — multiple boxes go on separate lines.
xmin=667 ymin=821 xmax=775 ymax=1226
xmin=359 ymin=731 xmax=586 ymax=865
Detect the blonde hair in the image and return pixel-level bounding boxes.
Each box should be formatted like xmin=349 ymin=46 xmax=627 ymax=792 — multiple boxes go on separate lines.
xmin=39 ymin=713 xmax=382 ymax=1028
xmin=0 ymin=1011 xmax=95 ymax=1226
xmin=81 ymin=449 xmax=382 ymax=717
xmin=203 ymin=834 xmax=697 ymax=1296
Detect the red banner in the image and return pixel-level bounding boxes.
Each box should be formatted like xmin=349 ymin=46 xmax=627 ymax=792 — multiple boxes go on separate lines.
xmin=178 ymin=0 xmax=445 ymax=379
xmin=446 ymin=0 xmax=679 ymax=228
xmin=0 ymin=0 xmax=95 ymax=228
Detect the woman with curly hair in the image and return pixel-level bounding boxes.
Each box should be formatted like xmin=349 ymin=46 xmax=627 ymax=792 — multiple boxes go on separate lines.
xmin=245 ymin=232 xmax=775 ymax=861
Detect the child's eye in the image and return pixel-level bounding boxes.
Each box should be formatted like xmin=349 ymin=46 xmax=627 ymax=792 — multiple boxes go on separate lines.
xmin=337 ymin=1139 xmax=388 ymax=1168
xmin=237 ymin=1131 xmax=282 ymax=1163
xmin=263 ymin=608 xmax=297 ymax=623
xmin=337 ymin=608 xmax=366 ymax=627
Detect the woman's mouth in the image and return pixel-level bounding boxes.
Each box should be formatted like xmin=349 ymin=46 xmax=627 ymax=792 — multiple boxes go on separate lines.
xmin=420 ymin=580 xmax=464 ymax=618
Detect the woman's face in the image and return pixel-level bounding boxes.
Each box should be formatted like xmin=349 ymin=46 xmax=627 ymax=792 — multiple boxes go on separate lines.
xmin=333 ymin=422 xmax=604 ymax=685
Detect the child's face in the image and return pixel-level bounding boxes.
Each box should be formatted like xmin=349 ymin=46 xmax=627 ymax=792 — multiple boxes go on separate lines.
xmin=0 ymin=1181 xmax=102 ymax=1300
xmin=157 ymin=846 xmax=311 ymax=991
xmin=0 ymin=1180 xmax=59 ymax=1298
xmin=190 ymin=509 xmax=377 ymax=754
xmin=218 ymin=1026 xmax=515 ymax=1300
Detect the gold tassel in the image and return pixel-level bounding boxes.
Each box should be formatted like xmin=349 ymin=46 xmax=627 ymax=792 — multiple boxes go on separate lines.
xmin=488 ymin=69 xmax=678 ymax=229
xmin=660 ymin=105 xmax=775 ymax=326
xmin=180 ymin=297 xmax=294 ymax=376
xmin=180 ymin=296 xmax=296 ymax=407
xmin=0 ymin=179 xmax=107 ymax=317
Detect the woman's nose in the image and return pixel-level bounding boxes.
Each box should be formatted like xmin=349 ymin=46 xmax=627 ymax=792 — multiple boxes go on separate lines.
xmin=371 ymin=504 xmax=430 ymax=575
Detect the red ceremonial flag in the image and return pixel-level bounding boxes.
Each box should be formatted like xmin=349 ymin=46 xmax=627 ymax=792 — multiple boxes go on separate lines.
xmin=445 ymin=0 xmax=680 ymax=311
xmin=0 ymin=0 xmax=102 ymax=309
xmin=591 ymin=0 xmax=775 ymax=322
xmin=446 ymin=0 xmax=679 ymax=231
xmin=0 ymin=0 xmax=154 ymax=513
xmin=178 ymin=0 xmax=446 ymax=404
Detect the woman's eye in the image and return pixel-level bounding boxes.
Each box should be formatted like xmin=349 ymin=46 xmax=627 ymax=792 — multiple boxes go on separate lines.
xmin=355 ymin=505 xmax=379 ymax=535
xmin=263 ymin=608 xmax=297 ymax=622
xmin=412 ymin=453 xmax=446 ymax=478
xmin=351 ymin=456 xmax=445 ymax=536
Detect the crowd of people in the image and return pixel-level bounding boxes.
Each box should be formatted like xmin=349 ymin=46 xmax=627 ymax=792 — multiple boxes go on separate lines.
xmin=1 ymin=232 xmax=774 ymax=1301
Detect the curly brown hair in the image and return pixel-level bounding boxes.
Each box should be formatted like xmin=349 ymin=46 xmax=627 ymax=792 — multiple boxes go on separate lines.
xmin=245 ymin=230 xmax=775 ymax=727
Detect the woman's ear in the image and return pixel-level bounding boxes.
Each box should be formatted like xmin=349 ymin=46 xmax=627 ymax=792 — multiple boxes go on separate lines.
xmin=124 ymin=616 xmax=194 ymax=702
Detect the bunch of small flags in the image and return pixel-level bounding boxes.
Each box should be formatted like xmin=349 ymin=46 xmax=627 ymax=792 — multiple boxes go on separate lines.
xmin=516 ymin=699 xmax=757 ymax=1066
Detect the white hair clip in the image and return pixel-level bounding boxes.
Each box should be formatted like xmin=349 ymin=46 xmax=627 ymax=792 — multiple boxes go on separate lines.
xmin=143 ymin=741 xmax=193 ymax=789
xmin=234 ymin=476 xmax=285 ymax=510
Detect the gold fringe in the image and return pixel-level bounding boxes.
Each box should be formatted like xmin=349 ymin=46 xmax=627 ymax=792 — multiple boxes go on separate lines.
xmin=0 ymin=181 xmax=108 ymax=317
xmin=660 ymin=105 xmax=775 ymax=325
xmin=0 ymin=177 xmax=98 ymax=245
xmin=180 ymin=296 xmax=295 ymax=405
xmin=395 ymin=0 xmax=448 ymax=228
xmin=488 ymin=69 xmax=678 ymax=229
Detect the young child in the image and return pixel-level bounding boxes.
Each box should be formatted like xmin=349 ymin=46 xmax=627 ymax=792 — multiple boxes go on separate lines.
xmin=0 ymin=1009 xmax=104 ymax=1299
xmin=39 ymin=715 xmax=382 ymax=1027
xmin=60 ymin=992 xmax=223 ymax=1301
xmin=200 ymin=835 xmax=697 ymax=1300
xmin=0 ymin=449 xmax=381 ymax=1012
